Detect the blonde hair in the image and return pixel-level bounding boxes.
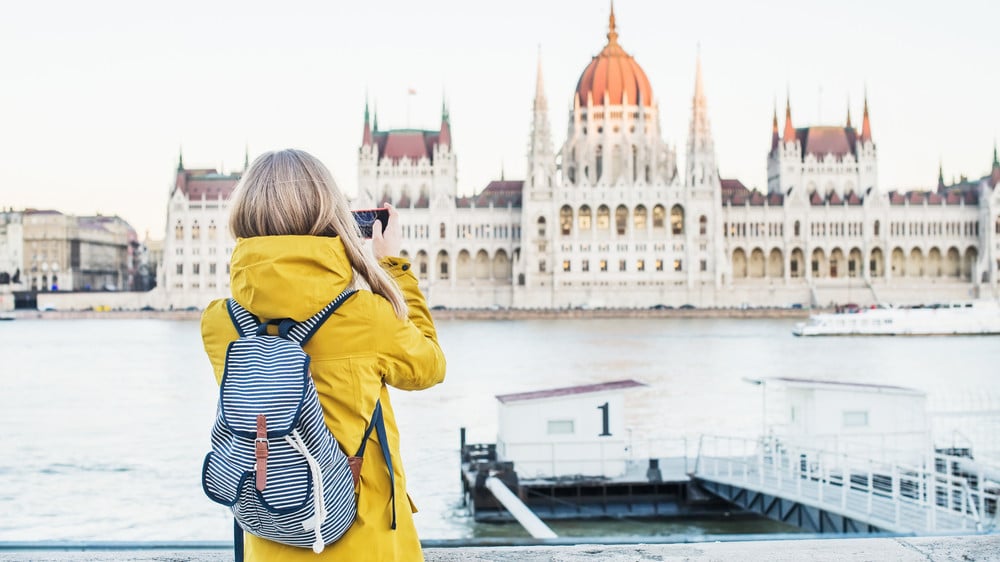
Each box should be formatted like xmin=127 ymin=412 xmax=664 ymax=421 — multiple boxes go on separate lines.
xmin=229 ymin=149 xmax=407 ymax=319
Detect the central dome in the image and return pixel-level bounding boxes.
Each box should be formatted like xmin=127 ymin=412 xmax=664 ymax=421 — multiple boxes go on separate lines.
xmin=575 ymin=8 xmax=653 ymax=108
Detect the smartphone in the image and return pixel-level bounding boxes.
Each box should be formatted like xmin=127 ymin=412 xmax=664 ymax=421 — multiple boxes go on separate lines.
xmin=351 ymin=208 xmax=390 ymax=239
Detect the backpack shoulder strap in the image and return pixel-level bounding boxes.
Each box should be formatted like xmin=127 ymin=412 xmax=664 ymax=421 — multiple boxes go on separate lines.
xmin=285 ymin=288 xmax=358 ymax=346
xmin=226 ymin=298 xmax=260 ymax=337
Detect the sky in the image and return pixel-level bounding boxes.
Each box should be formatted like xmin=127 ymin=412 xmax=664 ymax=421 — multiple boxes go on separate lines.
xmin=1 ymin=0 xmax=998 ymax=238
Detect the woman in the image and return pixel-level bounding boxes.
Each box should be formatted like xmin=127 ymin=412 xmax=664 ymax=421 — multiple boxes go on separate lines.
xmin=201 ymin=148 xmax=446 ymax=561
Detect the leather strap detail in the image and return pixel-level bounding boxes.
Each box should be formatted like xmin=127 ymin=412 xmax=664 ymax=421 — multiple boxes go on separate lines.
xmin=255 ymin=414 xmax=268 ymax=491
xmin=347 ymin=456 xmax=363 ymax=488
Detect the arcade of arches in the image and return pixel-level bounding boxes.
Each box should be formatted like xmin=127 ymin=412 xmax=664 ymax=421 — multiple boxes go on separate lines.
xmin=400 ymin=248 xmax=513 ymax=282
xmin=729 ymin=246 xmax=980 ymax=281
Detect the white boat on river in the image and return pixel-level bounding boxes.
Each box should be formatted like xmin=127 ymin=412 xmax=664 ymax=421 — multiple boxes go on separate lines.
xmin=793 ymin=300 xmax=1000 ymax=336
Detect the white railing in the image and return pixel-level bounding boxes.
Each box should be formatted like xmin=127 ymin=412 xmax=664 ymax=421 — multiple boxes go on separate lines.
xmin=693 ymin=434 xmax=1000 ymax=534
xmin=498 ymin=436 xmax=693 ymax=480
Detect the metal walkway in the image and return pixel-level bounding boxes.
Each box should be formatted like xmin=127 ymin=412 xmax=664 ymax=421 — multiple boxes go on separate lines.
xmin=692 ymin=435 xmax=999 ymax=534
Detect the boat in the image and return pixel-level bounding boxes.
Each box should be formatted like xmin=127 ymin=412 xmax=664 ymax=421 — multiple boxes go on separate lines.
xmin=793 ymin=300 xmax=1000 ymax=336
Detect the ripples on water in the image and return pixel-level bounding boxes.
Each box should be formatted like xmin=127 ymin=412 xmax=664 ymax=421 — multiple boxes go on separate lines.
xmin=1 ymin=317 xmax=997 ymax=541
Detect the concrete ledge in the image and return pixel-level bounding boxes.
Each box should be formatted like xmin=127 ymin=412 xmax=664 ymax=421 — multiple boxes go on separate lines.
xmin=1 ymin=535 xmax=997 ymax=561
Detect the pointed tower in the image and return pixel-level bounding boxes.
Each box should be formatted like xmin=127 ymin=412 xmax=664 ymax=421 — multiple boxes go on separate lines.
xmin=846 ymin=100 xmax=853 ymax=129
xmin=938 ymin=160 xmax=945 ymax=191
xmin=686 ymin=52 xmax=717 ymax=188
xmin=527 ymin=50 xmax=555 ymax=193
xmin=438 ymin=99 xmax=451 ymax=148
xmin=770 ymin=103 xmax=780 ymax=153
xmin=177 ymin=147 xmax=184 ymax=171
xmin=243 ymin=144 xmax=250 ymax=172
xmin=859 ymin=94 xmax=872 ymax=143
xmin=782 ymin=96 xmax=796 ymax=143
xmin=362 ymin=100 xmax=373 ymax=147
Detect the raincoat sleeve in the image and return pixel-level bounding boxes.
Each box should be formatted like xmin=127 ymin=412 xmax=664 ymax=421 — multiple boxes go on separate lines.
xmin=375 ymin=257 xmax=446 ymax=391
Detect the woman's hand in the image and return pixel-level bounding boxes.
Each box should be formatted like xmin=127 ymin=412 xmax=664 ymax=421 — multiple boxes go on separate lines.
xmin=372 ymin=203 xmax=402 ymax=259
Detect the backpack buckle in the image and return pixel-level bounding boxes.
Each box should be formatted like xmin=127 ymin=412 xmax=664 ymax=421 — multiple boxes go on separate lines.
xmin=255 ymin=415 xmax=268 ymax=491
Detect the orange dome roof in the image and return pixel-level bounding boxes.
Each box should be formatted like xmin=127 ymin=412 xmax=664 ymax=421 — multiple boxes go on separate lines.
xmin=575 ymin=8 xmax=653 ymax=107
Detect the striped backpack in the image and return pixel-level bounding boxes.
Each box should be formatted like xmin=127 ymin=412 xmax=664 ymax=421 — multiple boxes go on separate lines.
xmin=202 ymin=289 xmax=396 ymax=558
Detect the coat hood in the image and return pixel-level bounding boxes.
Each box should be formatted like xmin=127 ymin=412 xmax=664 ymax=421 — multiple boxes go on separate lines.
xmin=229 ymin=235 xmax=354 ymax=321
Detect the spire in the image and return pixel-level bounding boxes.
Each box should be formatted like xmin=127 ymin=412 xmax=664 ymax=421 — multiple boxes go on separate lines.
xmin=687 ymin=51 xmax=717 ymax=187
xmin=607 ymin=1 xmax=619 ymax=46
xmin=362 ymin=99 xmax=373 ymax=146
xmin=938 ymin=160 xmax=945 ymax=190
xmin=693 ymin=48 xmax=705 ymax=102
xmin=859 ymin=92 xmax=872 ymax=142
xmin=993 ymin=139 xmax=999 ymax=169
xmin=177 ymin=147 xmax=184 ymax=171
xmin=782 ymin=94 xmax=796 ymax=143
xmin=534 ymin=46 xmax=547 ymax=112
xmin=771 ymin=101 xmax=779 ymax=151
xmin=243 ymin=143 xmax=250 ymax=170
xmin=437 ymin=96 xmax=452 ymax=147
xmin=846 ymin=97 xmax=852 ymax=128
xmin=372 ymin=103 xmax=379 ymax=132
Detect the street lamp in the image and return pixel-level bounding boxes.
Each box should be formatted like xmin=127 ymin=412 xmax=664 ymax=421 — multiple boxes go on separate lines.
xmin=742 ymin=377 xmax=767 ymax=438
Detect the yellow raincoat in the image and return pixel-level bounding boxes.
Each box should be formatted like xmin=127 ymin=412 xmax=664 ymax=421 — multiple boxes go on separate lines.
xmin=201 ymin=235 xmax=446 ymax=561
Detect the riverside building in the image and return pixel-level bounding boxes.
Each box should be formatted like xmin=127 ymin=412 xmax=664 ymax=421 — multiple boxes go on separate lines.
xmin=157 ymin=8 xmax=1000 ymax=310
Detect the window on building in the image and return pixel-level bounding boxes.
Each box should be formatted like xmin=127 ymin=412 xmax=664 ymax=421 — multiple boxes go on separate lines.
xmin=842 ymin=411 xmax=869 ymax=428
xmin=175 ymin=221 xmax=183 ymax=240
xmin=674 ymin=259 xmax=682 ymax=272
xmin=192 ymin=263 xmax=200 ymax=275
xmin=537 ymin=216 xmax=546 ymax=237
xmin=653 ymin=205 xmax=666 ymax=228
xmin=600 ymin=260 xmax=608 ymax=272
xmin=812 ymin=260 xmax=819 ymax=273
xmin=655 ymin=259 xmax=664 ymax=271
xmin=700 ymin=259 xmax=707 ymax=272
xmin=560 ymin=206 xmax=573 ymax=235
xmin=633 ymin=206 xmax=647 ymax=231
xmin=440 ymin=223 xmax=446 ymax=239
xmin=176 ymin=264 xmax=183 ymax=275
xmin=547 ymin=420 xmax=575 ymax=435
xmin=208 ymin=222 xmax=217 ymax=240
xmin=615 ymin=205 xmax=628 ymax=236
xmin=619 ymin=259 xmax=626 ymax=272
xmin=209 ymin=263 xmax=216 ymax=275
xmin=539 ymin=260 xmax=546 ymax=273
xmin=597 ymin=206 xmax=610 ymax=230
xmin=579 ymin=206 xmax=592 ymax=230
xmin=562 ymin=260 xmax=571 ymax=272
xmin=794 ymin=220 xmax=801 ymax=237
xmin=637 ymin=259 xmax=645 ymax=272
xmin=440 ymin=261 xmax=449 ymax=279
xmin=670 ymin=205 xmax=685 ymax=235
xmin=699 ymin=215 xmax=707 ymax=236
xmin=582 ymin=259 xmax=590 ymax=272
xmin=191 ymin=221 xmax=201 ymax=240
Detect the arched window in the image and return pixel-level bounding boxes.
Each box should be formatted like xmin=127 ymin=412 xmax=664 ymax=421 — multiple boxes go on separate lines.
xmin=595 ymin=145 xmax=603 ymax=181
xmin=440 ymin=222 xmax=446 ymax=239
xmin=652 ymin=205 xmax=666 ymax=228
xmin=794 ymin=220 xmax=801 ymax=237
xmin=174 ymin=220 xmax=183 ymax=240
xmin=633 ymin=205 xmax=647 ymax=231
xmin=537 ymin=216 xmax=546 ymax=237
xmin=578 ymin=205 xmax=592 ymax=230
xmin=874 ymin=220 xmax=881 ymax=237
xmin=670 ymin=205 xmax=685 ymax=235
xmin=597 ymin=206 xmax=610 ymax=230
xmin=615 ymin=205 xmax=628 ymax=236
xmin=191 ymin=221 xmax=201 ymax=240
xmin=208 ymin=221 xmax=217 ymax=240
xmin=699 ymin=215 xmax=707 ymax=236
xmin=559 ymin=206 xmax=573 ymax=236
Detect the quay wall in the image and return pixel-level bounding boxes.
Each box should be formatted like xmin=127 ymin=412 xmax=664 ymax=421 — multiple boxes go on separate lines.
xmin=0 ymin=535 xmax=995 ymax=561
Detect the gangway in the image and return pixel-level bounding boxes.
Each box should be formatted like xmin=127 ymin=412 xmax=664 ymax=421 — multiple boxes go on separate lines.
xmin=692 ymin=435 xmax=999 ymax=535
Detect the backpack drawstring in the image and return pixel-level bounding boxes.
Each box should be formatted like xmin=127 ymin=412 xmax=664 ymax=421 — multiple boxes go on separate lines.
xmin=286 ymin=429 xmax=327 ymax=553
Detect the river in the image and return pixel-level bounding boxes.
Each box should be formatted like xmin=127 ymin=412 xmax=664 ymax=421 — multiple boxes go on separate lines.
xmin=1 ymin=316 xmax=997 ymax=541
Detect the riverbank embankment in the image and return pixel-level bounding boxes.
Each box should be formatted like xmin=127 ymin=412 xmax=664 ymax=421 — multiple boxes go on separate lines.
xmin=12 ymin=306 xmax=811 ymax=321
xmin=0 ymin=535 xmax=994 ymax=561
